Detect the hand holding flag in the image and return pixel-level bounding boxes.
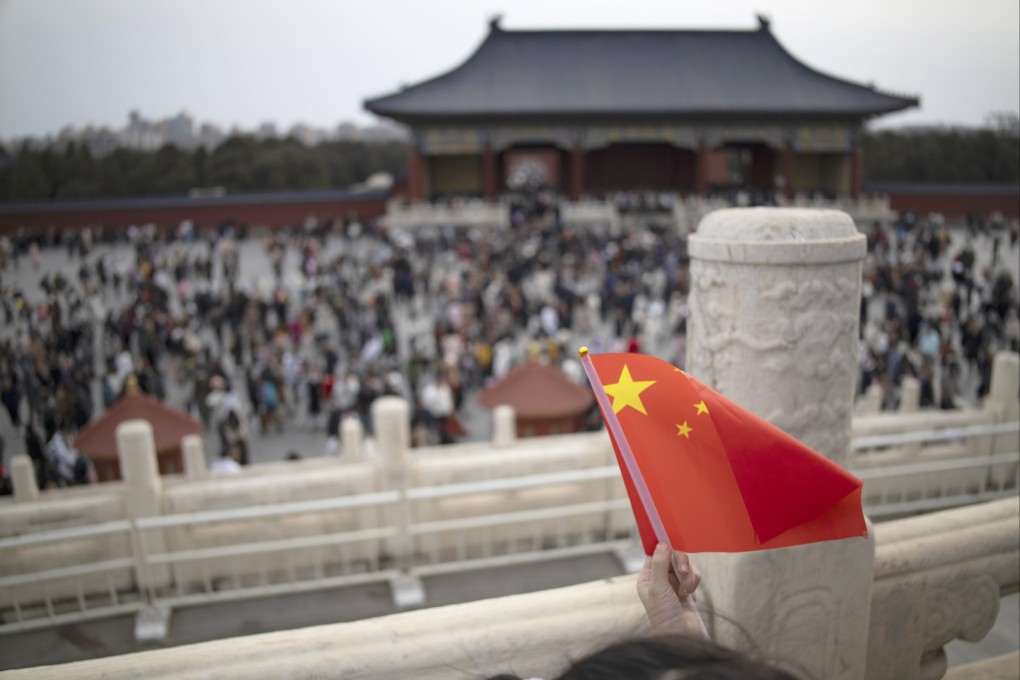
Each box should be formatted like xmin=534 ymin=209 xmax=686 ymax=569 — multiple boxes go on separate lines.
xmin=580 ymin=350 xmax=867 ymax=555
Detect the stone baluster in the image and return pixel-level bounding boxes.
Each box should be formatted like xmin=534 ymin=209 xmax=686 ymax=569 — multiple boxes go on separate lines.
xmin=370 ymin=396 xmax=423 ymax=607
xmin=341 ymin=415 xmax=365 ymax=462
xmin=857 ymin=382 xmax=883 ymax=415
xmin=984 ymin=351 xmax=1019 ymax=489
xmin=116 ymin=419 xmax=172 ymax=641
xmin=985 ymin=351 xmax=1019 ymax=455
xmin=181 ymin=434 xmax=207 ymax=481
xmin=116 ymin=420 xmax=170 ymax=589
xmin=898 ymin=377 xmax=922 ymax=458
xmin=687 ymin=208 xmax=873 ymax=680
xmin=899 ymin=376 xmax=920 ymax=413
xmin=492 ymin=404 xmax=516 ymax=448
xmin=9 ymin=455 xmax=39 ymax=502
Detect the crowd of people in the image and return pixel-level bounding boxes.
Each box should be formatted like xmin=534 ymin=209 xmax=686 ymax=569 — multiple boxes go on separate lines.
xmin=858 ymin=212 xmax=1019 ymax=411
xmin=0 ymin=199 xmax=1017 ymax=492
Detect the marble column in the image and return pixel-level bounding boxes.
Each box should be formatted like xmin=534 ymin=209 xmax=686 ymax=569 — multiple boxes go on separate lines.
xmin=686 ymin=207 xmax=872 ymax=680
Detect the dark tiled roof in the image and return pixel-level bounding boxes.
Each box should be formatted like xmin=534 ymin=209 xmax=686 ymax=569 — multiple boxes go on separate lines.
xmin=478 ymin=361 xmax=593 ymax=418
xmin=75 ymin=393 xmax=203 ymax=460
xmin=365 ymin=21 xmax=918 ymax=121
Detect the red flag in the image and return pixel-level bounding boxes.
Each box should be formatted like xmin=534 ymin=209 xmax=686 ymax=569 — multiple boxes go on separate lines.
xmin=587 ymin=352 xmax=867 ymax=554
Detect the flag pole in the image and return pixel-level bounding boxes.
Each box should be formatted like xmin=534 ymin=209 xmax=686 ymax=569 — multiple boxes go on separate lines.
xmin=578 ymin=347 xmax=709 ymax=640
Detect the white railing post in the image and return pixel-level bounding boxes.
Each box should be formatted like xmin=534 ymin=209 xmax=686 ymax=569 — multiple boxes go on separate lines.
xmin=9 ymin=455 xmax=39 ymax=503
xmin=898 ymin=376 xmax=920 ymax=413
xmin=116 ymin=419 xmax=172 ymax=640
xmin=858 ymin=382 xmax=883 ymax=416
xmin=985 ymin=351 xmax=1020 ymax=489
xmin=687 ymin=208 xmax=873 ymax=680
xmin=181 ymin=434 xmax=207 ymax=481
xmin=986 ymin=351 xmax=1020 ymax=455
xmin=492 ymin=405 xmax=516 ymax=448
xmin=341 ymin=416 xmax=365 ymax=462
xmin=898 ymin=377 xmax=922 ymax=459
xmin=371 ymin=396 xmax=424 ymax=607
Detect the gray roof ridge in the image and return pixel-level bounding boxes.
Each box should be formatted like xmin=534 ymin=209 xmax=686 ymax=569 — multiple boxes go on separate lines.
xmin=761 ymin=28 xmax=919 ymax=109
xmin=364 ymin=18 xmax=921 ymax=119
xmin=364 ymin=28 xmax=496 ymax=108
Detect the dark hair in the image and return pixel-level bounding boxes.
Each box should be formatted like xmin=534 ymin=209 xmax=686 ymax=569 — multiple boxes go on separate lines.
xmin=486 ymin=635 xmax=795 ymax=680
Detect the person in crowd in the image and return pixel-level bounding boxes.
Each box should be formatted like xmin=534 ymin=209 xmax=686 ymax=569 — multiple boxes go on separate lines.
xmin=0 ymin=205 xmax=1015 ymax=473
xmin=209 ymin=444 xmax=243 ymax=474
xmin=44 ymin=424 xmax=94 ymax=487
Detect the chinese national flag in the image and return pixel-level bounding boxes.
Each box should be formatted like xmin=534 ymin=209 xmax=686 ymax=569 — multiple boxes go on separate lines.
xmin=588 ymin=352 xmax=867 ymax=554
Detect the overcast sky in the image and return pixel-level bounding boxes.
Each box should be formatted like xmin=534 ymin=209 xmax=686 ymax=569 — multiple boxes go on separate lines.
xmin=1 ymin=0 xmax=1018 ymax=139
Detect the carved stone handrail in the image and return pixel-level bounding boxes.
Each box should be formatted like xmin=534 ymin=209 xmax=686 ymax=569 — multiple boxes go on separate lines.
xmin=866 ymin=497 xmax=1020 ymax=680
xmin=7 ymin=498 xmax=1016 ymax=680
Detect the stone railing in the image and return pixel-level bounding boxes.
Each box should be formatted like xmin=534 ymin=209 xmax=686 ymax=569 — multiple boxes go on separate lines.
xmin=381 ymin=199 xmax=509 ymax=229
xmin=5 ymin=497 xmax=1014 ymax=680
xmin=1 ymin=352 xmax=1016 ymax=631
xmin=1 ymin=207 xmax=1015 ymax=676
xmin=867 ymin=498 xmax=1019 ymax=680
xmin=379 ymin=194 xmax=896 ymax=235
xmin=559 ymin=200 xmax=620 ymax=230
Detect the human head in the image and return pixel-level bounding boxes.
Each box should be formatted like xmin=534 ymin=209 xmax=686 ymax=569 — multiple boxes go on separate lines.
xmin=487 ymin=635 xmax=794 ymax=680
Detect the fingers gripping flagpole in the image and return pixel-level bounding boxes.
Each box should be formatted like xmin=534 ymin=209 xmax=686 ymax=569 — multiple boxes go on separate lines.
xmin=579 ymin=347 xmax=709 ymax=641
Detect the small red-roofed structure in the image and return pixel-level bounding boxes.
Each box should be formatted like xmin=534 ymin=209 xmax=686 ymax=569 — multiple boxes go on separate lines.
xmin=75 ymin=394 xmax=203 ymax=481
xmin=478 ymin=361 xmax=594 ymax=437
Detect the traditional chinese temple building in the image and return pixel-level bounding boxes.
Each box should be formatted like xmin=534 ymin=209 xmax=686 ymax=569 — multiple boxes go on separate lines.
xmin=366 ymin=17 xmax=917 ymax=202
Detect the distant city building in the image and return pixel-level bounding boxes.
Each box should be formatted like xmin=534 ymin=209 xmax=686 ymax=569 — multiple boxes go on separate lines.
xmin=287 ymin=123 xmax=321 ymax=146
xmin=256 ymin=122 xmax=279 ymax=141
xmin=198 ymin=122 xmax=225 ymax=150
xmin=336 ymin=121 xmax=361 ymax=140
xmin=122 ymin=109 xmax=164 ymax=151
xmin=80 ymin=126 xmax=120 ymax=157
xmin=164 ymin=112 xmax=195 ymax=149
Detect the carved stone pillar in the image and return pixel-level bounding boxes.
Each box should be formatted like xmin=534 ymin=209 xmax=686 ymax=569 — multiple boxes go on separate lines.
xmin=687 ymin=208 xmax=871 ymax=680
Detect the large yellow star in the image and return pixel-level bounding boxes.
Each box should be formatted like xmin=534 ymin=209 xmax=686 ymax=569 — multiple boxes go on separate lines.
xmin=676 ymin=421 xmax=693 ymax=438
xmin=695 ymin=401 xmax=709 ymax=415
xmin=603 ymin=365 xmax=656 ymax=415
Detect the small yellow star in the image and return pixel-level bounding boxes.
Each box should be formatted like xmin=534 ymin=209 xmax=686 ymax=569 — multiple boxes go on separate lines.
xmin=695 ymin=401 xmax=709 ymax=415
xmin=603 ymin=365 xmax=656 ymax=415
xmin=676 ymin=421 xmax=693 ymax=439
